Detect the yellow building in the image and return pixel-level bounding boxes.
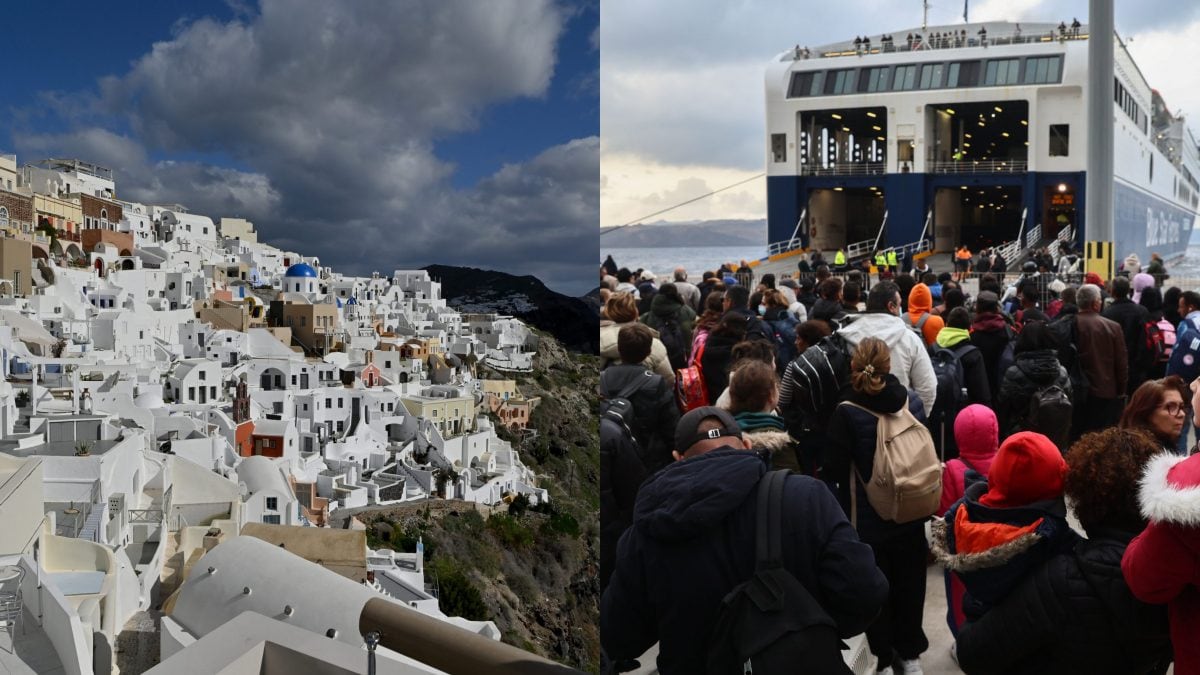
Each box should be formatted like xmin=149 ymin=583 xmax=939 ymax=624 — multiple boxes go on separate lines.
xmin=402 ymin=389 xmax=476 ymax=437
xmin=0 ymin=237 xmax=33 ymax=296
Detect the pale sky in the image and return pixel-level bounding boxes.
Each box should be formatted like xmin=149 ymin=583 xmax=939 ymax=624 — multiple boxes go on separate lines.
xmin=601 ymin=0 xmax=1200 ymax=228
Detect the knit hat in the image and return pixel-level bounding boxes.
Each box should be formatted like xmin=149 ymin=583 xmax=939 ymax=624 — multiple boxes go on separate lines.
xmin=1132 ymin=273 xmax=1155 ymax=303
xmin=978 ymin=431 xmax=1066 ymax=508
xmin=1084 ymin=272 xmax=1104 ymax=286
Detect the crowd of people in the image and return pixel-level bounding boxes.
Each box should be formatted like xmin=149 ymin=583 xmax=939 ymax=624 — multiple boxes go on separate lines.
xmin=598 ymin=251 xmax=1200 ymax=675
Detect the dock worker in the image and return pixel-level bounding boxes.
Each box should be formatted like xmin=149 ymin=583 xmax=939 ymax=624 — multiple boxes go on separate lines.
xmin=887 ymin=249 xmax=899 ymax=273
xmin=834 ymin=248 xmax=847 ymax=275
xmin=874 ymin=250 xmax=888 ymax=275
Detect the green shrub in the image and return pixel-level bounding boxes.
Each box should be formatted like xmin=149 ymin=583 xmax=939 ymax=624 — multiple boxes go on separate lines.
xmin=487 ymin=514 xmax=534 ymax=549
xmin=429 ymin=558 xmax=488 ymax=620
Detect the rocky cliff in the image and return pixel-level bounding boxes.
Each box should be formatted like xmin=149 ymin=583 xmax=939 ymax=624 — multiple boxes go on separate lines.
xmin=422 ymin=264 xmax=599 ymax=354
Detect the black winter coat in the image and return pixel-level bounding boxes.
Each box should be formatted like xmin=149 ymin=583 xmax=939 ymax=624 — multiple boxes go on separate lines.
xmin=599 ymin=365 xmax=680 ymax=473
xmin=826 ymin=374 xmax=929 ymax=543
xmin=995 ymin=349 xmax=1071 ymax=439
xmin=1102 ymin=298 xmax=1150 ymax=393
xmin=969 ymin=314 xmax=1013 ymax=400
xmin=700 ymin=331 xmax=739 ymax=405
xmin=956 ymin=528 xmax=1172 ymax=674
xmin=601 ymin=450 xmax=888 ymax=675
xmin=599 ymin=412 xmax=647 ymax=592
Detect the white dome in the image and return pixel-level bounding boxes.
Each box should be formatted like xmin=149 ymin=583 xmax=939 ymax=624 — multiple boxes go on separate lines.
xmin=235 ymin=456 xmax=290 ymax=496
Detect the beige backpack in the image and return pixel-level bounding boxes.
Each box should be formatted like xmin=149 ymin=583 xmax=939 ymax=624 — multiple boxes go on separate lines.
xmin=842 ymin=402 xmax=942 ymax=525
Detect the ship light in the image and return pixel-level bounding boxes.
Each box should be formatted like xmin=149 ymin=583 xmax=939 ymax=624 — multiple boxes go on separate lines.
xmin=964 ymin=143 xmax=971 ymax=148
xmin=978 ymin=121 xmax=985 ymax=127
xmin=1058 ymin=183 xmax=1068 ymax=193
xmin=1020 ymin=120 xmax=1028 ymax=126
xmin=872 ymin=125 xmax=882 ymax=131
xmin=994 ymin=106 xmax=1003 ymax=112
xmin=834 ymin=187 xmax=844 ymax=191
xmin=964 ymin=133 xmax=972 ymax=138
xmin=877 ymin=136 xmax=885 ymax=141
xmin=1001 ymin=132 xmax=1010 ymax=137
xmin=946 ymin=108 xmax=956 ymax=115
xmin=960 ymin=186 xmax=968 ymax=190
xmin=831 ymin=113 xmax=843 ymax=120
xmin=867 ymin=111 xmax=877 ymax=118
xmin=842 ymin=126 xmax=851 ymax=132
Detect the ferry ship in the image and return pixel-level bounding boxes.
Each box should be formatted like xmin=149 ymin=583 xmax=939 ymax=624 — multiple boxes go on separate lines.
xmin=764 ymin=21 xmax=1200 ymax=267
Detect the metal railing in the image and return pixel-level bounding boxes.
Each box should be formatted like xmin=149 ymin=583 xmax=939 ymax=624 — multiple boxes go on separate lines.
xmin=929 ymin=159 xmax=1028 ymax=174
xmin=871 ymin=210 xmax=890 ymax=252
xmin=1025 ymin=223 xmax=1043 ymax=248
xmin=129 ymin=509 xmax=163 ymax=524
xmin=767 ymin=208 xmax=808 ymax=256
xmin=798 ymin=162 xmax=886 ymax=176
xmin=846 ymin=237 xmax=876 ymax=260
xmin=790 ymin=29 xmax=1088 ymax=61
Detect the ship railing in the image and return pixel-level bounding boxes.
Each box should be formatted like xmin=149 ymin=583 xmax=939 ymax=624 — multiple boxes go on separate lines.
xmin=883 ymin=238 xmax=932 ymax=261
xmin=929 ymin=160 xmax=1028 ymax=174
xmin=1025 ymin=223 xmax=1043 ymax=249
xmin=767 ymin=208 xmax=808 ymax=256
xmin=799 ymin=163 xmax=886 ymax=177
xmin=793 ymin=30 xmax=1087 ymax=61
xmin=846 ymin=237 xmax=876 ymax=260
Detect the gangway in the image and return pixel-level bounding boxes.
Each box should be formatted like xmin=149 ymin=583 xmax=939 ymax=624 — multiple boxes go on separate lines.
xmin=995 ymin=207 xmax=1029 ymax=268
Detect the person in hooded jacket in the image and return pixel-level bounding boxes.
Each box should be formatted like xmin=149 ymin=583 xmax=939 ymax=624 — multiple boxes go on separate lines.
xmin=931 ymin=432 xmax=1080 ymax=624
xmin=995 ymin=320 xmax=1072 ymax=444
xmin=1102 ymin=276 xmax=1151 ymax=395
xmin=936 ymin=405 xmax=999 ymax=637
xmin=1122 ymin=443 xmax=1200 ymax=673
xmin=640 ymin=283 xmax=696 ymax=369
xmin=811 ymin=277 xmax=848 ymax=329
xmin=601 ymin=407 xmax=888 ymax=675
xmin=761 ymin=288 xmax=799 ymax=372
xmin=937 ymin=307 xmax=991 ymax=406
xmin=600 ymin=324 xmax=681 ymax=475
xmin=839 ymin=282 xmax=938 ymax=415
xmin=905 ymin=283 xmax=945 ymax=347
xmin=600 ymin=292 xmax=675 ymax=383
xmin=969 ymin=291 xmax=1015 ymax=401
xmin=956 ymin=427 xmax=1172 ymax=674
xmin=688 ymin=290 xmax=724 ymax=366
xmin=699 ymin=312 xmax=747 ymax=405
xmin=825 ymin=337 xmax=931 ymax=675
xmin=1139 ymin=286 xmax=1170 ymax=380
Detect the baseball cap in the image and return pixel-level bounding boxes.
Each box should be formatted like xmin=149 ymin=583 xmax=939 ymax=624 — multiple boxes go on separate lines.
xmin=674 ymin=406 xmax=743 ymax=454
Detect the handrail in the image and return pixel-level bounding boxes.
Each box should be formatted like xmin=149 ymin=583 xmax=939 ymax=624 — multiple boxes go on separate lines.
xmin=799 ymin=163 xmax=886 ymax=177
xmin=871 ymin=210 xmax=889 ymax=252
xmin=929 ymin=160 xmax=1027 ymax=174
xmin=360 ymin=596 xmax=581 ymax=674
xmin=918 ymin=207 xmax=932 ymax=246
xmin=1016 ymin=207 xmax=1028 ymax=252
xmin=767 ymin=208 xmax=808 ymax=256
xmin=1025 ymin=223 xmax=1043 ymax=249
xmin=846 ymin=237 xmax=876 ymax=260
xmin=790 ymin=28 xmax=1088 ymax=61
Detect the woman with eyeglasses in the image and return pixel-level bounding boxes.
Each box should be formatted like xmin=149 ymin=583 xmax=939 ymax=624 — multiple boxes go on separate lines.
xmin=1119 ymin=376 xmax=1190 ymax=452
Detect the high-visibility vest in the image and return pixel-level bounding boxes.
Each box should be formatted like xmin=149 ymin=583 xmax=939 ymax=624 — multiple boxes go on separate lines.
xmin=875 ymin=254 xmax=886 ymax=267
xmin=834 ymin=251 xmax=846 ymax=265
xmin=887 ymin=251 xmax=898 ymax=266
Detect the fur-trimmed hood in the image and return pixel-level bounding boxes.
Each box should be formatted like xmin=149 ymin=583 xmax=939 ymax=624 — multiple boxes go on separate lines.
xmin=1138 ymin=452 xmax=1200 ymax=527
xmin=930 ymin=516 xmax=1043 ymax=572
xmin=743 ymin=429 xmax=794 ymax=453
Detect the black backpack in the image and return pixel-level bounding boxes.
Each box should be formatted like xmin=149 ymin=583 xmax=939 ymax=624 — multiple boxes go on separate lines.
xmin=1027 ymin=383 xmax=1073 ymax=451
xmin=929 ymin=343 xmax=975 ymax=458
xmin=656 ymin=315 xmax=689 ymax=371
xmin=705 ymin=470 xmax=850 ymax=674
xmin=600 ymin=371 xmax=662 ymax=471
xmin=780 ymin=333 xmax=853 ymax=434
xmin=1047 ymin=314 xmax=1090 ymax=409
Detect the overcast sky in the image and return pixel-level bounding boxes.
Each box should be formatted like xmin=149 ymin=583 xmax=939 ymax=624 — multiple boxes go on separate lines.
xmin=5 ymin=1 xmax=598 ymax=296
xmin=601 ymin=0 xmax=1200 ymax=229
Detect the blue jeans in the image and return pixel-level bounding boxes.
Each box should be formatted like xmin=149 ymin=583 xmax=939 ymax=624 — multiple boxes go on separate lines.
xmin=1178 ymin=410 xmax=1194 ymax=455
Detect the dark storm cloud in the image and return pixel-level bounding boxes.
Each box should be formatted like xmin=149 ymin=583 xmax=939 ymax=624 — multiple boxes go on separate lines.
xmin=20 ymin=0 xmax=598 ymax=294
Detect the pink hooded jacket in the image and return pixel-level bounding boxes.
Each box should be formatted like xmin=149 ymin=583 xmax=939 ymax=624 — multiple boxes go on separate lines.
xmin=938 ymin=404 xmax=999 ymax=517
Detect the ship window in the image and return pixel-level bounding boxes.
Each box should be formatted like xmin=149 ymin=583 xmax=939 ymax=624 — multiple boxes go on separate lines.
xmin=947 ymin=61 xmax=980 ymax=88
xmin=825 ymin=69 xmax=856 ymax=95
xmin=1023 ymin=56 xmax=1061 ymax=84
xmin=892 ymin=65 xmax=917 ymax=91
xmin=771 ymin=134 xmax=787 ymax=163
xmin=918 ymin=63 xmax=944 ymax=89
xmin=1049 ymin=124 xmax=1070 ymax=157
xmin=860 ymin=66 xmax=890 ymax=93
xmin=788 ymin=71 xmax=824 ymax=98
xmin=984 ymin=59 xmax=1020 ymax=86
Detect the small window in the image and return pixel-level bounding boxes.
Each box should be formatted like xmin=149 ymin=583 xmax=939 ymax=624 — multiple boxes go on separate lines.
xmin=918 ymin=63 xmax=944 ymax=89
xmin=266 ymin=497 xmax=278 ymax=510
xmin=338 ymin=399 xmax=344 ymax=409
xmin=771 ymin=134 xmax=787 ymax=163
xmin=188 ymin=387 xmax=195 ymax=400
xmin=984 ymin=58 xmax=1020 ymax=86
xmin=325 ymin=398 xmax=332 ymax=408
xmin=1049 ymin=124 xmax=1070 ymax=157
xmin=892 ymin=65 xmax=917 ymax=91
xmin=263 ymin=514 xmax=281 ymax=524
xmin=336 ymin=421 xmax=344 ymax=432
xmin=199 ymin=371 xmax=206 ymax=381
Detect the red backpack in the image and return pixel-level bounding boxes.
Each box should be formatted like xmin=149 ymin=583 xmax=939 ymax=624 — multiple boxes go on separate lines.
xmin=675 ymin=340 xmax=709 ymax=412
xmin=1145 ymin=318 xmax=1177 ymax=364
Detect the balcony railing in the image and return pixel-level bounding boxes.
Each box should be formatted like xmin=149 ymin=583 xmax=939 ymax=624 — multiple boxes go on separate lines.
xmin=929 ymin=159 xmax=1028 ymax=174
xmin=129 ymin=509 xmax=163 ymax=524
xmin=798 ymin=162 xmax=886 ymax=177
xmin=788 ymin=28 xmax=1088 ymax=61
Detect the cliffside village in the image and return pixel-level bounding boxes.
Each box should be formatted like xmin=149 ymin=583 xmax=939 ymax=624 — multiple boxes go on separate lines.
xmin=0 ymin=156 xmax=551 ymax=673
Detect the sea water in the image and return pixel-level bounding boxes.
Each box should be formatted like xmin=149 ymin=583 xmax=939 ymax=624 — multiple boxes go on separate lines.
xmin=600 ymin=246 xmax=766 ymax=279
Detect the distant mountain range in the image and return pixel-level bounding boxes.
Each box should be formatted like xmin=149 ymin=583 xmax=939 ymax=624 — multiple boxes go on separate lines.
xmin=600 ymin=219 xmax=766 ymax=248
xmin=422 ymin=265 xmax=599 ymax=354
